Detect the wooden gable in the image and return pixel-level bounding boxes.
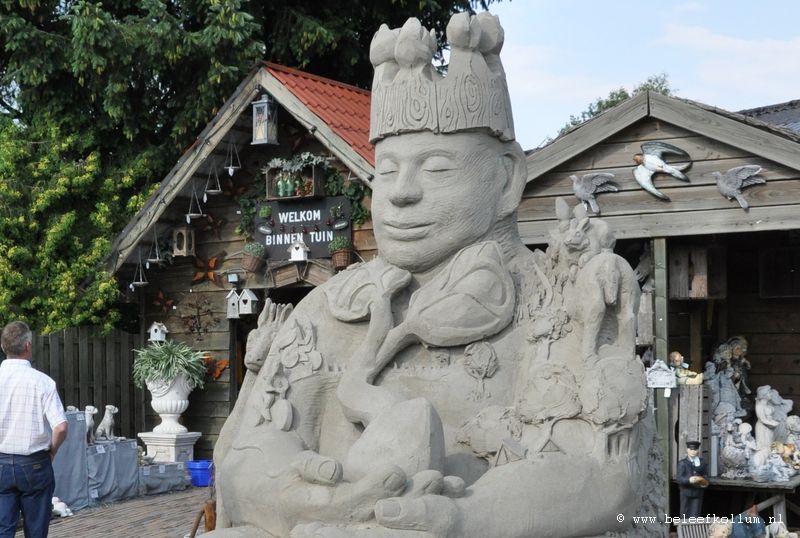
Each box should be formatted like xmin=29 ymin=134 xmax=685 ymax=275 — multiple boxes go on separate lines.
xmin=521 ymin=92 xmax=800 ymax=245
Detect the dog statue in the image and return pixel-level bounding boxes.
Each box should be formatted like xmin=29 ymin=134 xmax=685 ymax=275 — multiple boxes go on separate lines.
xmin=95 ymin=404 xmax=119 ymax=441
xmin=84 ymin=405 xmax=98 ymax=445
xmin=51 ymin=497 xmax=73 ymax=518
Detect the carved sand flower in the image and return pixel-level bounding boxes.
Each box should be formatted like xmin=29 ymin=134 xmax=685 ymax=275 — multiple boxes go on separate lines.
xmin=464 ymin=341 xmax=499 ymax=400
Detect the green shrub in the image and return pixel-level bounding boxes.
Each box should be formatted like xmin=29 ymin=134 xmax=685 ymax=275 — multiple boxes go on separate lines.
xmin=328 ymin=236 xmax=352 ymax=253
xmin=133 ymin=341 xmax=206 ymax=389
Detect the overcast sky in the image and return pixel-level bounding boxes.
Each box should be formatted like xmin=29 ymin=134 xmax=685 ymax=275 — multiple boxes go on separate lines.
xmin=487 ymin=1 xmax=800 ymax=150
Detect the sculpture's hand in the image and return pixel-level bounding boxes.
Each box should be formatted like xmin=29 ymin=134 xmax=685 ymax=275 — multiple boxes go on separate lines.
xmin=279 ymin=451 xmax=408 ymax=532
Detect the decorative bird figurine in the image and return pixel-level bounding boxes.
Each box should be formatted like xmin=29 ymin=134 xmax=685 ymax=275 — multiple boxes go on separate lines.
xmin=570 ymin=172 xmax=619 ymax=214
xmin=713 ymin=165 xmax=765 ymax=210
xmin=632 ymin=141 xmax=692 ymax=200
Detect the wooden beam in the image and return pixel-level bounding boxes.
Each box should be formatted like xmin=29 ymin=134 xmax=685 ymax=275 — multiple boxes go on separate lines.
xmin=519 ymin=203 xmax=800 ymax=244
xmin=525 ymin=92 xmax=649 ymax=181
xmin=650 ymin=92 xmax=800 ymax=172
xmin=258 ymin=70 xmax=375 ymax=184
xmin=653 ymin=237 xmax=670 ymax=511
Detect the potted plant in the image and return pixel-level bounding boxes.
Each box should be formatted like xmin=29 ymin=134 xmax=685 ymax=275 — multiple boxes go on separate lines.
xmin=328 ymin=236 xmax=353 ymax=270
xmin=133 ymin=341 xmax=206 ymax=434
xmin=266 ymin=152 xmax=327 ymax=198
xmin=242 ymin=241 xmax=266 ymax=272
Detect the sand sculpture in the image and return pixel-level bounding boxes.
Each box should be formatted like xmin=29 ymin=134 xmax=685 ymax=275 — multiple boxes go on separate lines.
xmin=208 ymin=12 xmax=656 ymax=538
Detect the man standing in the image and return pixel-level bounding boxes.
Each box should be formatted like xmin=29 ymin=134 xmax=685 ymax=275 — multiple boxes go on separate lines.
xmin=677 ymin=440 xmax=708 ymax=517
xmin=0 ymin=321 xmax=67 ymax=537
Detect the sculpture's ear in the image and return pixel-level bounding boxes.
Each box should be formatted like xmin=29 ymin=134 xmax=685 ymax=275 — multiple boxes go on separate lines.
xmin=498 ymin=142 xmax=527 ymax=219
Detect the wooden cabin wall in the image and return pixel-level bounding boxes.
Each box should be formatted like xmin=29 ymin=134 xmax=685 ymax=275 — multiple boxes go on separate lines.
xmin=726 ymin=232 xmax=800 ymax=411
xmin=520 ymin=118 xmax=800 ymax=243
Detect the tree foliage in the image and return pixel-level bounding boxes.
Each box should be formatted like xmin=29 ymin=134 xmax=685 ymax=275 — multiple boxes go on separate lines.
xmin=0 ymin=0 xmax=498 ymax=332
xmin=559 ymin=74 xmax=674 ymax=136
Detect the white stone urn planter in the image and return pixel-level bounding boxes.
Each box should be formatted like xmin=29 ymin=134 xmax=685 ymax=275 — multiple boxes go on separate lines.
xmin=146 ymin=373 xmax=193 ymax=434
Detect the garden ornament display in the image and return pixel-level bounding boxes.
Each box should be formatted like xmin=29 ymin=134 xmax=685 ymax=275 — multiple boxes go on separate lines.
xmin=569 ymin=172 xmax=618 ymax=214
xmin=84 ymin=405 xmax=98 ymax=445
xmin=632 ymin=141 xmax=691 ymax=200
xmin=209 ymin=12 xmax=656 ymax=538
xmin=51 ymin=497 xmax=73 ymax=518
xmin=713 ymin=165 xmax=765 ymax=210
xmin=95 ymin=404 xmax=119 ymax=440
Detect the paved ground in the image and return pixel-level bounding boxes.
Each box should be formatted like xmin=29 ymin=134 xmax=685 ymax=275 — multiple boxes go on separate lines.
xmin=16 ymin=486 xmax=211 ymax=538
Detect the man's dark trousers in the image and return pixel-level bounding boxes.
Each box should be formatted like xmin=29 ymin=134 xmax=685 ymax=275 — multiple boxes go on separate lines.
xmin=0 ymin=451 xmax=55 ymax=538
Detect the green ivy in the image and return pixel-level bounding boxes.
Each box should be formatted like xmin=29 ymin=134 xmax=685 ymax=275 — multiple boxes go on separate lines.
xmin=324 ymin=168 xmax=370 ymax=225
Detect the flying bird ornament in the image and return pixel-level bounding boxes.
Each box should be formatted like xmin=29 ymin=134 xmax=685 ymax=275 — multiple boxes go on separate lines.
xmin=632 ymin=141 xmax=692 ymax=200
xmin=713 ymin=165 xmax=765 ymax=210
xmin=570 ymin=172 xmax=619 ymax=214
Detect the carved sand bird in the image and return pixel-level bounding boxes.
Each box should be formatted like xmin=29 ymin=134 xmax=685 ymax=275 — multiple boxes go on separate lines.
xmin=570 ymin=172 xmax=619 ymax=214
xmin=632 ymin=141 xmax=692 ymax=200
xmin=713 ymin=165 xmax=765 ymax=210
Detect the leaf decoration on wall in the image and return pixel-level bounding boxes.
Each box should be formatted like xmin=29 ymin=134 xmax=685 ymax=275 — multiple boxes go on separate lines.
xmin=203 ymin=352 xmax=230 ymax=380
xmin=192 ymin=253 xmax=224 ymax=287
xmin=222 ymin=178 xmax=250 ymax=201
xmin=202 ymin=212 xmax=227 ymax=240
xmin=152 ymin=289 xmax=176 ymax=313
xmin=405 ymin=241 xmax=515 ymax=347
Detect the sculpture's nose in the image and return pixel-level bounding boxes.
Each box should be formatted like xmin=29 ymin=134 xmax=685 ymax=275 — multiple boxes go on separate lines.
xmin=388 ymin=167 xmax=423 ymax=206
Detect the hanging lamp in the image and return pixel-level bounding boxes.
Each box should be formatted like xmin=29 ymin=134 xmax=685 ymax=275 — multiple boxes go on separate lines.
xmin=225 ymin=140 xmax=242 ymax=176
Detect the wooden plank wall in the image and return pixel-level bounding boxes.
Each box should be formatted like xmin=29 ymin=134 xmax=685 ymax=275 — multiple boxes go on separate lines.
xmin=521 ymin=118 xmax=800 ymax=242
xmin=31 ymin=327 xmax=144 ymax=439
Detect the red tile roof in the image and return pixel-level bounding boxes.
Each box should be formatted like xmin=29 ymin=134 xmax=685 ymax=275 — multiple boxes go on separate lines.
xmin=265 ymin=63 xmax=374 ymax=166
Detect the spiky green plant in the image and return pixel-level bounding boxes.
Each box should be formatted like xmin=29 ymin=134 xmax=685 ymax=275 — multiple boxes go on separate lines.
xmin=133 ymin=341 xmax=206 ymax=389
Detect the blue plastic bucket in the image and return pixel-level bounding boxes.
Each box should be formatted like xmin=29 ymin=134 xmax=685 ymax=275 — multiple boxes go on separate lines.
xmin=187 ymin=460 xmax=213 ymax=487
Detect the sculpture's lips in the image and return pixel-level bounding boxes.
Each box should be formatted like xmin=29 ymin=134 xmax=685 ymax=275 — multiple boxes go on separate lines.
xmin=381 ymin=220 xmax=433 ymax=240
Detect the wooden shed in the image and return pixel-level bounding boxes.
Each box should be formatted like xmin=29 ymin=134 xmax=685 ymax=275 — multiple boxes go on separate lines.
xmin=523 ymin=91 xmax=800 ymax=513
xmin=106 ymin=63 xmax=376 ymax=459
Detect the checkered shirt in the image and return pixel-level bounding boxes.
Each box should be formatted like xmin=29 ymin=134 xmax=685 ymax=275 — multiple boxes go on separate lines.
xmin=0 ymin=358 xmax=66 ymax=455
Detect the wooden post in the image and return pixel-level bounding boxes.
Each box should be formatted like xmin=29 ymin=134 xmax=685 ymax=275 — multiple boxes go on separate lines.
xmin=654 ymin=237 xmax=670 ymax=511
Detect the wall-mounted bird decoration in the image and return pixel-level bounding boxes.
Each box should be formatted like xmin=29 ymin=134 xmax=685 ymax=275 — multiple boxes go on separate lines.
xmin=570 ymin=172 xmax=619 ymax=214
xmin=632 ymin=141 xmax=692 ymax=200
xmin=713 ymin=165 xmax=765 ymax=210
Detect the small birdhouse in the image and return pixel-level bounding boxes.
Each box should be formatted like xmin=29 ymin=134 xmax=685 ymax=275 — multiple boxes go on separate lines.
xmin=172 ymin=226 xmax=195 ymax=257
xmin=148 ymin=322 xmax=169 ymax=342
xmin=238 ymin=288 xmax=258 ymax=315
xmin=288 ymin=240 xmax=310 ymax=262
xmin=226 ymin=289 xmax=240 ymax=319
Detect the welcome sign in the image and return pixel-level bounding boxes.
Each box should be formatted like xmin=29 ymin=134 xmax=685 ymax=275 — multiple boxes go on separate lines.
xmin=253 ymin=196 xmax=352 ymax=260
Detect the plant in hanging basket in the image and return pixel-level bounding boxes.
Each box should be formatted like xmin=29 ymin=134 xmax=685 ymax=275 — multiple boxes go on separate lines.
xmin=328 ymin=236 xmax=353 ymax=270
xmin=132 ymin=340 xmax=206 ymax=390
xmin=242 ymin=241 xmax=267 ymax=272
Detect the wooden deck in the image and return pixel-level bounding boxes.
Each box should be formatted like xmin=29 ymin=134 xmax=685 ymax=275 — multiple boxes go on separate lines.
xmin=18 ymin=487 xmax=210 ymax=538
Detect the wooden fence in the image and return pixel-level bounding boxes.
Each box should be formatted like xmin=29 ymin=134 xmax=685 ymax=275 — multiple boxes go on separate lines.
xmin=31 ymin=327 xmax=145 ymax=440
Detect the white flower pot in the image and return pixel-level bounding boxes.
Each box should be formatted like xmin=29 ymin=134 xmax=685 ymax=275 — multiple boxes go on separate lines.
xmin=146 ymin=373 xmax=193 ymax=434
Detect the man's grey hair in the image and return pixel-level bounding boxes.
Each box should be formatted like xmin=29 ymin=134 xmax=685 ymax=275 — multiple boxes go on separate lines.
xmin=1 ymin=321 xmax=32 ymax=357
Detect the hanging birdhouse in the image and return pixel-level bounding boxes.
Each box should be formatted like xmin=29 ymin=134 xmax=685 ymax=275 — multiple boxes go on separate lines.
xmin=288 ymin=240 xmax=311 ymax=262
xmin=148 ymin=322 xmax=169 ymax=342
xmin=238 ymin=288 xmax=258 ymax=315
xmin=226 ymin=289 xmax=240 ymax=319
xmin=172 ymin=226 xmax=195 ymax=257
xmin=252 ymin=93 xmax=278 ymax=145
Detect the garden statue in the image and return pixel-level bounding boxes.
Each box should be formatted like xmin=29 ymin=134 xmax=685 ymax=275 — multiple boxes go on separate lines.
xmin=95 ymin=404 xmax=118 ymax=441
xmin=752 ymin=385 xmax=794 ymax=481
xmin=84 ymin=405 xmax=98 ymax=445
xmin=210 ymin=12 xmax=656 ymax=538
xmin=727 ymin=335 xmax=752 ymax=397
xmin=669 ymin=351 xmax=703 ymax=385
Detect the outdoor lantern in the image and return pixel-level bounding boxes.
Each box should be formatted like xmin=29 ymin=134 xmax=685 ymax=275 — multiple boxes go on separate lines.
xmin=252 ymin=93 xmax=278 ymax=145
xmin=226 ymin=289 xmax=240 ymax=319
xmin=288 ymin=240 xmax=310 ymax=262
xmin=172 ymin=226 xmax=195 ymax=257
xmin=238 ymin=288 xmax=258 ymax=315
xmin=148 ymin=322 xmax=169 ymax=342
